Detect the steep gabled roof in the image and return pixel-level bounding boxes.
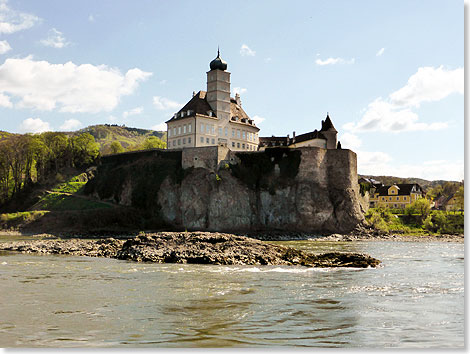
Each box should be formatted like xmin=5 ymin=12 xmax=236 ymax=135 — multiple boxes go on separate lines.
xmin=293 ymin=129 xmax=326 ymax=144
xmin=376 ymin=183 xmax=424 ymax=196
xmin=165 ymin=91 xmax=214 ymax=123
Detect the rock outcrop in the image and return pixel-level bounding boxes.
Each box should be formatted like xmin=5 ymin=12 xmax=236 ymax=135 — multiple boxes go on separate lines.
xmin=0 ymin=232 xmax=381 ymax=268
xmin=87 ymin=147 xmax=364 ymax=234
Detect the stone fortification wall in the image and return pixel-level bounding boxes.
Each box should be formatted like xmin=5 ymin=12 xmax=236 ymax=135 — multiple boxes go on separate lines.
xmin=87 ymin=146 xmax=364 ymax=234
xmin=181 ymin=146 xmax=235 ymax=171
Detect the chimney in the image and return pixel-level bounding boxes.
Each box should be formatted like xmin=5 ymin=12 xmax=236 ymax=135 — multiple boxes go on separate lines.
xmin=287 ymin=134 xmax=290 ymax=145
xmin=235 ymin=93 xmax=241 ymax=106
xmin=192 ymin=91 xmax=196 ymax=97
xmin=292 ymin=131 xmax=296 ymax=143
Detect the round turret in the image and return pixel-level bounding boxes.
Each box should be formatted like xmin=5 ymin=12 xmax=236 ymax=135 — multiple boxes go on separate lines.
xmin=209 ymin=50 xmax=227 ymax=71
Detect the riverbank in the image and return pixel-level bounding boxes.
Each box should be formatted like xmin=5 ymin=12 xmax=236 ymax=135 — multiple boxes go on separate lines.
xmin=0 ymin=231 xmax=381 ymax=268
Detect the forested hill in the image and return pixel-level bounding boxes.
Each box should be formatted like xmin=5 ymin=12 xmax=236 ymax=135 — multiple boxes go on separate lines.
xmin=358 ymin=175 xmax=460 ymax=189
xmin=79 ymin=124 xmax=166 ymax=154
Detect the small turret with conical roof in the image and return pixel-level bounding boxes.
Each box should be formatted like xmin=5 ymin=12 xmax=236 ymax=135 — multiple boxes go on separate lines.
xmin=320 ymin=113 xmax=338 ymax=149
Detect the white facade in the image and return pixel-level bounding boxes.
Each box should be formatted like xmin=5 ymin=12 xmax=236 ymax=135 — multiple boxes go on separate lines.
xmin=166 ymin=52 xmax=259 ymax=151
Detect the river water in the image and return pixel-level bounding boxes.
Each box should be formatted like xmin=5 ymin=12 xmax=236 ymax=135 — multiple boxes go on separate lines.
xmin=0 ymin=237 xmax=464 ymax=348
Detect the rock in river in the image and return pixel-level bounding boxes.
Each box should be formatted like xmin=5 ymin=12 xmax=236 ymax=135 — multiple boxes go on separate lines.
xmin=0 ymin=232 xmax=381 ymax=268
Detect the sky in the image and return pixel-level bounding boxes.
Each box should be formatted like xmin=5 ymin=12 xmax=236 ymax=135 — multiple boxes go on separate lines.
xmin=0 ymin=0 xmax=464 ymax=181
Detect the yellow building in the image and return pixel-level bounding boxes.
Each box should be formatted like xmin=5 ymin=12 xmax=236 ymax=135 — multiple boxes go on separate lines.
xmin=369 ymin=183 xmax=424 ymax=209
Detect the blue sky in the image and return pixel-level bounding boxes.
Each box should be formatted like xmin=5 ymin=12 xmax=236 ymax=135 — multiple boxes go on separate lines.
xmin=0 ymin=0 xmax=464 ymax=181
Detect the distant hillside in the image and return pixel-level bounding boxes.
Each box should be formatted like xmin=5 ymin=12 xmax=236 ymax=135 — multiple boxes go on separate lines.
xmin=358 ymin=175 xmax=459 ymax=190
xmin=79 ymin=124 xmax=167 ymax=154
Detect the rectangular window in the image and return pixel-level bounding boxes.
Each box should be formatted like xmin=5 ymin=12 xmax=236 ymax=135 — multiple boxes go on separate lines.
xmin=188 ymin=137 xmax=191 ymax=144
xmin=232 ymin=142 xmax=235 ymax=147
xmin=211 ymin=138 xmax=215 ymax=144
xmin=173 ymin=127 xmax=176 ymax=136
xmin=242 ymin=131 xmax=246 ymax=139
xmin=188 ymin=124 xmax=192 ymax=133
xmin=237 ymin=130 xmax=241 ymax=138
xmin=201 ymin=124 xmax=204 ymax=132
xmin=173 ymin=140 xmax=176 ymax=146
xmin=206 ymin=125 xmax=210 ymax=134
xmin=183 ymin=138 xmax=186 ymax=144
xmin=178 ymin=139 xmax=181 ymax=146
xmin=225 ymin=127 xmax=228 ymax=136
xmin=396 ymin=197 xmax=399 ymax=201
xmin=178 ymin=126 xmax=181 ymax=135
xmin=242 ymin=143 xmax=245 ymax=149
xmin=211 ymin=125 xmax=215 ymax=134
xmin=232 ymin=129 xmax=235 ymax=137
xmin=168 ymin=130 xmax=171 ymax=137
xmin=219 ymin=127 xmax=222 ymax=136
xmin=237 ymin=142 xmax=240 ymax=148
xmin=206 ymin=138 xmax=209 ymax=143
xmin=183 ymin=125 xmax=187 ymax=134
xmin=200 ymin=137 xmax=204 ymax=143
xmin=404 ymin=196 xmax=407 ymax=200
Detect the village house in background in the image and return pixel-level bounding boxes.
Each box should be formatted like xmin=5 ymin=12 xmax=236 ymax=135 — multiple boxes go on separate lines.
xmin=166 ymin=50 xmax=260 ymax=151
xmin=434 ymin=194 xmax=459 ymax=211
xmin=369 ymin=183 xmax=425 ymax=209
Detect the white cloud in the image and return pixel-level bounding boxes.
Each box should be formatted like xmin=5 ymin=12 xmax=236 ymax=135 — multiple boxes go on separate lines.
xmin=389 ymin=66 xmax=463 ymax=108
xmin=0 ymin=56 xmax=152 ymax=113
xmin=252 ymin=115 xmax=265 ymax=125
xmin=240 ymin=44 xmax=256 ymax=56
xmin=345 ymin=66 xmax=462 ymax=133
xmin=0 ymin=0 xmax=40 ymax=34
xmin=264 ymin=57 xmax=272 ymax=63
xmin=19 ymin=117 xmax=51 ymax=133
xmin=315 ymin=57 xmax=355 ymax=66
xmin=153 ymin=96 xmax=181 ymax=110
xmin=40 ymin=28 xmax=69 ymax=48
xmin=151 ymin=122 xmax=166 ymax=131
xmin=349 ymin=98 xmax=448 ymax=133
xmin=123 ymin=106 xmax=143 ymax=118
xmin=232 ymin=87 xmax=247 ymax=95
xmin=339 ymin=132 xmax=362 ymax=150
xmin=0 ymin=40 xmax=11 ymax=54
xmin=88 ymin=14 xmax=95 ymax=22
xmin=376 ymin=47 xmax=385 ymax=57
xmin=0 ymin=92 xmax=11 ymax=107
xmin=59 ymin=119 xmax=82 ymax=131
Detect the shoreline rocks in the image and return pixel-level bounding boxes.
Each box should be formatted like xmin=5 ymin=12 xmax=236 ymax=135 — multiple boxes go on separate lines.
xmin=0 ymin=231 xmax=381 ymax=268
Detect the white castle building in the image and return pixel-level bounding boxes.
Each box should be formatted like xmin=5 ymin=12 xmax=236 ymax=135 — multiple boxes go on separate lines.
xmin=166 ymin=50 xmax=260 ymax=151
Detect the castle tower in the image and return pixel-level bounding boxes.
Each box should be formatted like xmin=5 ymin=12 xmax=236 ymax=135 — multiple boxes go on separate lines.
xmin=320 ymin=113 xmax=338 ymax=149
xmin=206 ymin=49 xmax=231 ymax=122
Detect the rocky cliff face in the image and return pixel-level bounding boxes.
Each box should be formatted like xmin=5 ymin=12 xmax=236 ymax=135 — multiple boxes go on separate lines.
xmin=88 ymin=147 xmax=364 ymax=234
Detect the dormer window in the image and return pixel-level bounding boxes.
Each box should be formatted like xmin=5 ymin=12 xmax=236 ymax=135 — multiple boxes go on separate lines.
xmin=208 ymin=111 xmax=213 ymax=117
xmin=187 ymin=110 xmax=191 ymax=115
xmin=181 ymin=111 xmax=185 ymax=117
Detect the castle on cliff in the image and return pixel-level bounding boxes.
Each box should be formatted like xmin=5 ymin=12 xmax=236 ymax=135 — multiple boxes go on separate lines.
xmin=165 ymin=51 xmax=340 ymax=152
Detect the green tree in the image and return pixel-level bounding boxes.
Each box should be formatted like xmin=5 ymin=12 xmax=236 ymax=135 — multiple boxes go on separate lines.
xmin=143 ymin=136 xmax=166 ymax=149
xmin=69 ymin=133 xmax=99 ymax=167
xmin=110 ymin=141 xmax=125 ymax=154
xmin=405 ymin=198 xmax=431 ymax=221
